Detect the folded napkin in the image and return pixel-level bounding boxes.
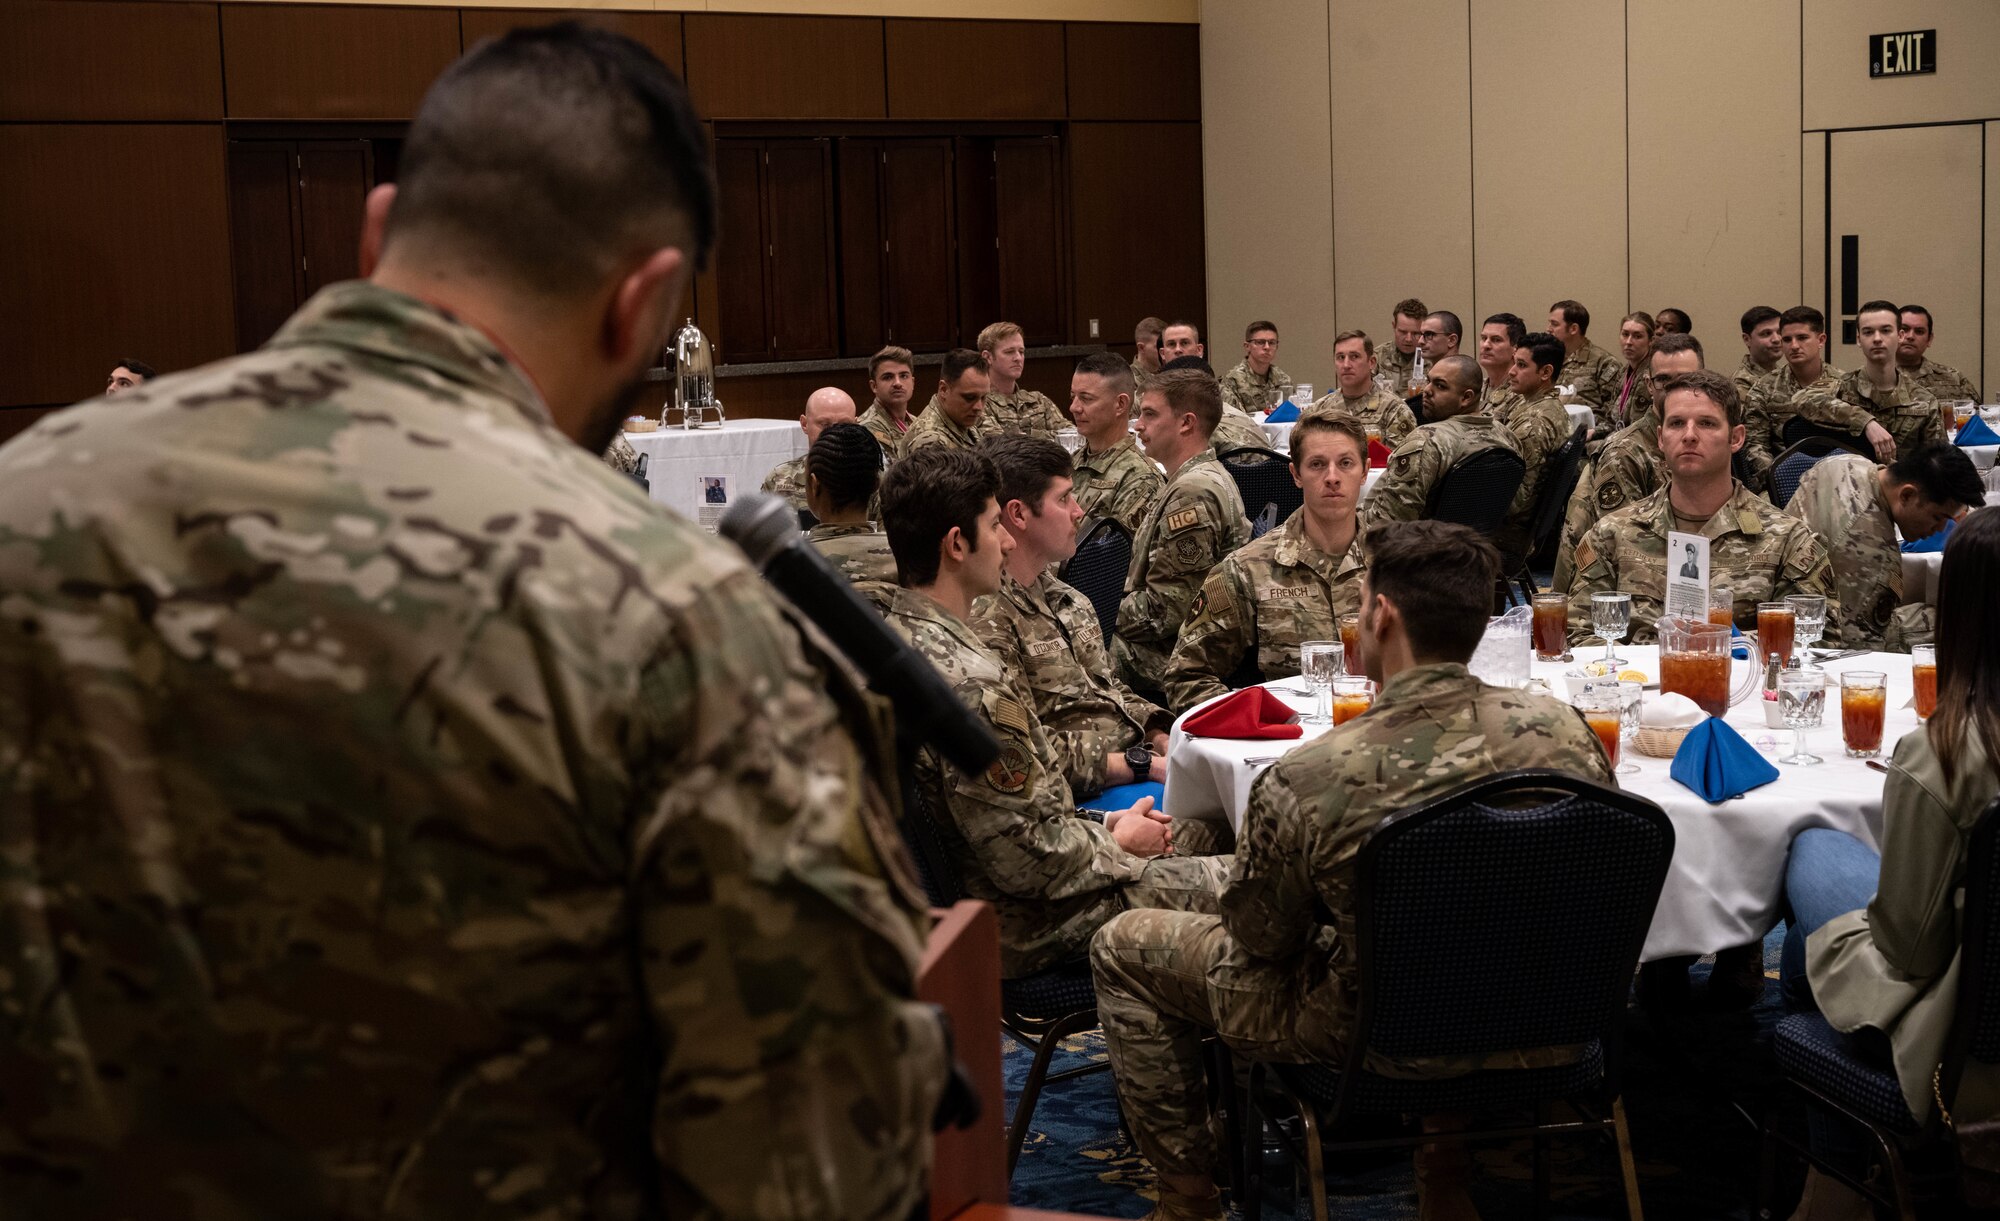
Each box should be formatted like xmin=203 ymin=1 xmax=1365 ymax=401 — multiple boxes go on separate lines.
xmin=1669 ymin=716 xmax=1779 ymax=803
xmin=1902 ymin=516 xmax=1955 ymax=553
xmin=1078 ymin=780 xmax=1166 ymax=813
xmin=1368 ymin=438 xmax=1393 ymax=468
xmin=1955 ymin=413 xmax=2000 ymax=447
xmin=1182 ymin=686 xmax=1303 ymax=740
xmin=1731 ymin=623 xmax=1749 ymax=660
xmin=1265 ymin=401 xmax=1301 ymax=423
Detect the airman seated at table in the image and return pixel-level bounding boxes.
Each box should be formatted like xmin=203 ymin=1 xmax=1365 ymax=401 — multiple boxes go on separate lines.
xmin=1611 ymin=311 xmax=1657 ymax=432
xmin=759 ymin=384 xmax=857 ymax=511
xmin=1069 ymin=351 xmax=1163 ymax=536
xmin=1131 ymin=315 xmax=1166 ymax=405
xmin=1787 ymin=299 xmax=1944 ymax=465
xmin=858 ymin=344 xmax=918 ymax=461
xmin=1897 ymin=303 xmax=1981 ymax=403
xmin=1493 ymin=331 xmax=1573 ymax=567
xmin=1741 ymin=305 xmax=1845 ymax=489
xmin=1549 ymin=298 xmax=1623 ymax=409
xmin=1474 ymin=312 xmax=1527 ymax=421
xmin=1164 ymin=413 xmax=1368 ymax=714
xmin=877 ymin=447 xmax=1228 ymax=978
xmin=1359 ymin=355 xmax=1522 ymax=528
xmin=1306 ymin=330 xmax=1416 ymax=446
xmin=804 ymin=421 xmax=896 ymax=586
xmin=1219 ymin=319 xmax=1294 ymax=413
xmin=1375 ymin=297 xmax=1427 ymax=389
xmin=979 ymin=320 xmax=1069 ymax=439
xmin=902 ymin=347 xmax=990 ymax=454
xmin=1090 ymin=520 xmax=1614 ymax=1221
xmin=1567 ymin=369 xmax=1838 ymax=645
xmin=1735 ymin=305 xmax=1783 ymax=396
xmin=1157 ymin=350 xmax=1269 ymax=456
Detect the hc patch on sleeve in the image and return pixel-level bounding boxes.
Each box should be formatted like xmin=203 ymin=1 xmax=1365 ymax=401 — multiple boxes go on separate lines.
xmin=1165 ymin=508 xmax=1200 ymax=533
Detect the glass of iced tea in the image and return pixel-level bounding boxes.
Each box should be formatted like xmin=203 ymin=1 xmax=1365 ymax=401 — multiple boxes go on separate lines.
xmin=1339 ymin=613 xmax=1362 ymax=673
xmin=1912 ymin=645 xmax=1938 ymax=721
xmin=1576 ymin=685 xmax=1636 ymax=774
xmin=1757 ymin=601 xmax=1796 ymax=665
xmin=1840 ymin=671 xmax=1888 ymax=757
xmin=1532 ymin=593 xmax=1569 ymax=661
xmin=1707 ymin=585 xmax=1734 ymax=627
xmin=1332 ymin=676 xmax=1373 ymax=725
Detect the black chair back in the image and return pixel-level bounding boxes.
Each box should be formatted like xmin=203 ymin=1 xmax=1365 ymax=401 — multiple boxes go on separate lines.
xmin=1218 ymin=446 xmax=1302 ymax=540
xmin=795 ymin=506 xmax=818 ymax=531
xmin=1523 ymin=424 xmax=1589 ymax=558
xmin=1941 ymin=798 xmax=2000 ymax=1108
xmin=1057 ymin=516 xmax=1132 ymax=647
xmin=630 ymin=451 xmax=650 ymax=494
xmin=1781 ymin=413 xmax=1875 ymax=463
xmin=1427 ymin=446 xmax=1527 ymax=537
xmin=1344 ymin=770 xmax=1672 ymax=1099
xmin=897 ymin=769 xmax=969 ymax=910
xmin=1769 ymin=436 xmax=1856 ymax=509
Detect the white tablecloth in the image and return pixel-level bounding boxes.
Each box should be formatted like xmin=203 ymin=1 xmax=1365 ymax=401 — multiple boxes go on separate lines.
xmin=1163 ymin=646 xmax=1919 ymax=961
xmin=623 ymin=420 xmax=805 ymax=521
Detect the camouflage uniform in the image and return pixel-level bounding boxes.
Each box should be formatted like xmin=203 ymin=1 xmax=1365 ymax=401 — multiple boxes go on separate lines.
xmin=857 ymin=399 xmax=912 ymax=462
xmin=983 ymin=386 xmax=1068 ymax=439
xmin=1783 ymin=453 xmax=1904 ymax=647
xmin=1161 ymin=509 xmax=1366 ymax=713
xmin=759 ymin=452 xmax=808 ymax=511
xmin=1742 ymin=361 xmax=1843 ymax=488
xmin=900 ymin=397 xmax=983 ymax=454
xmin=1479 ymin=378 xmax=1525 ymax=422
xmin=1376 ymin=342 xmax=1416 ymax=387
xmin=1883 ymin=603 xmax=1935 ymax=653
xmin=1091 ymin=664 xmax=1613 ymax=1179
xmin=1307 ymin=389 xmax=1418 ymax=447
xmin=1552 ymin=409 xmax=1664 ymax=592
xmin=1360 ymin=413 xmax=1523 ymax=528
xmin=1496 ymin=392 xmax=1575 ymax=564
xmin=1559 ymin=340 xmax=1623 ymax=408
xmin=1566 ymin=480 xmax=1840 ymax=644
xmin=0 ymin=281 xmax=945 ymax=1221
xmin=1211 ymin=405 xmax=1274 ymax=456
xmin=1129 ymin=361 xmax=1154 ymax=418
xmin=1073 ymin=432 xmax=1164 ymax=537
xmin=1219 ymin=361 xmax=1295 ymax=414
xmin=879 ymin=585 xmax=1226 ymax=977
xmin=605 ymin=431 xmax=642 ymax=475
xmin=808 ymin=521 xmax=899 ymax=586
xmin=1903 ymin=357 xmax=1980 ymax=405
xmin=1791 ymin=368 xmax=1945 ymax=462
xmin=1114 ymin=449 xmax=1252 ymax=697
xmin=971 ymin=571 xmax=1167 ymax=798
xmin=1734 ymin=354 xmax=1782 ymax=398
xmin=1609 ymin=365 xmax=1653 ymax=432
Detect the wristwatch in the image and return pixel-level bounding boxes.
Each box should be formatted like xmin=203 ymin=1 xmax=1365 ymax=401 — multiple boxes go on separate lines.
xmin=1124 ymin=746 xmax=1154 ymax=783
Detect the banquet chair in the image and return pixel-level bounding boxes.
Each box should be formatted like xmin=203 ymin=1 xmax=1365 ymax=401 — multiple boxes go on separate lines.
xmin=1780 ymin=414 xmax=1875 ymax=465
xmin=896 ymin=774 xmax=1108 ymax=1180
xmin=1057 ymin=516 xmax=1133 ymax=647
xmin=630 ymin=451 xmax=649 ymax=494
xmin=1759 ymin=796 xmax=2000 ymax=1221
xmin=1218 ymin=446 xmax=1303 ymax=540
xmin=1236 ymin=770 xmax=1673 ymax=1221
xmin=1427 ymin=447 xmax=1526 ymax=541
xmin=1513 ymin=424 xmax=1589 ymax=599
xmin=1769 ymin=436 xmax=1862 ymax=509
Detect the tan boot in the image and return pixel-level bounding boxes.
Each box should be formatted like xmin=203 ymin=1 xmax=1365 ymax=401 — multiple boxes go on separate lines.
xmin=1786 ymin=1167 xmax=1874 ymax=1221
xmin=1415 ymin=1140 xmax=1482 ymax=1221
xmin=1142 ymin=1187 xmax=1224 ymax=1221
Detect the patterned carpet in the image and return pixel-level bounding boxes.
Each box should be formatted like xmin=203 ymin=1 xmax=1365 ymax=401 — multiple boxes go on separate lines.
xmin=1004 ymin=928 xmax=1796 ymax=1219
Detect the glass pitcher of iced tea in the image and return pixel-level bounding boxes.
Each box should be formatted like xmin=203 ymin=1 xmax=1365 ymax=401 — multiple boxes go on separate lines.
xmin=1657 ymin=615 xmax=1761 ymax=719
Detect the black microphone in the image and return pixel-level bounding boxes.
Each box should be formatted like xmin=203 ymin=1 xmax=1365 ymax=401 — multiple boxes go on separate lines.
xmin=719 ymin=492 xmax=1000 ymax=777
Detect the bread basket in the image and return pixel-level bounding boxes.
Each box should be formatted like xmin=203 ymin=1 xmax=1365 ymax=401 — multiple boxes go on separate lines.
xmin=1634 ymin=724 xmax=1692 ymax=758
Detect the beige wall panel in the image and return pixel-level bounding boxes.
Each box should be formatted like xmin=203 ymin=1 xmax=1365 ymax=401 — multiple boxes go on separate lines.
xmin=1627 ymin=0 xmax=1799 ymax=356
xmin=1328 ymin=0 xmax=1471 ymax=346
xmin=1801 ymin=133 xmax=1826 ymax=316
xmin=1470 ymin=1 xmax=1625 ymax=333
xmin=1987 ymin=124 xmax=1997 ymax=400
xmin=1803 ymin=0 xmax=2000 ymax=131
xmin=1200 ymin=0 xmax=1336 ymax=386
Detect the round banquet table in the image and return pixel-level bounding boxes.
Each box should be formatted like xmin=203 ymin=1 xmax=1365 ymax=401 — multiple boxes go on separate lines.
xmin=622 ymin=419 xmax=805 ymax=521
xmin=1163 ymin=645 xmax=1920 ymax=962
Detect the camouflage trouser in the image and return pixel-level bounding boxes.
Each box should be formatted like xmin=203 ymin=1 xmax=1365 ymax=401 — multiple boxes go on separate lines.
xmin=1167 ymin=816 xmax=1235 ymax=857
xmin=1123 ymin=853 xmax=1232 ymax=911
xmin=1089 ymin=909 xmax=1342 ymax=1178
xmin=1881 ymin=603 xmax=1934 ymax=652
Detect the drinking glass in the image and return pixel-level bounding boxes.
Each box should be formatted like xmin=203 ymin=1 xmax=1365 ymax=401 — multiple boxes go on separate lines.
xmin=1786 ymin=594 xmax=1826 ymax=663
xmin=1840 ymin=671 xmax=1888 ymax=758
xmin=1707 ymin=585 xmax=1734 ymax=628
xmin=1056 ymin=427 xmax=1083 ymax=456
xmin=1912 ymin=644 xmax=1938 ymax=720
xmin=1299 ymin=641 xmax=1343 ymax=726
xmin=1757 ymin=601 xmax=1796 ymax=666
xmin=1532 ymin=593 xmax=1569 ymax=661
xmin=1332 ymin=677 xmax=1373 ymax=725
xmin=1338 ymin=613 xmax=1362 ymax=673
xmin=1617 ymin=679 xmax=1644 ymax=749
xmin=1778 ymin=669 xmax=1827 ymax=766
xmin=1576 ymin=685 xmax=1634 ymax=773
xmin=1953 ymin=401 xmax=1976 ymax=434
xmin=1590 ymin=592 xmax=1632 ymax=667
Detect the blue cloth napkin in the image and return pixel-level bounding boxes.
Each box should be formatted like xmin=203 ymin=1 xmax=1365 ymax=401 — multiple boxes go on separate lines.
xmin=1265 ymin=401 xmax=1301 ymax=422
xmin=1730 ymin=623 xmax=1748 ymax=660
xmin=1078 ymin=780 xmax=1166 ymax=813
xmin=1669 ymin=716 xmax=1780 ymax=803
xmin=1902 ymin=516 xmax=1955 ymax=553
xmin=1955 ymin=413 xmax=2000 ymax=446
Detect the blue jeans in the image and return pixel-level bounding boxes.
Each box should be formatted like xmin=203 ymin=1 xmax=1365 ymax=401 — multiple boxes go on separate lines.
xmin=1780 ymin=828 xmax=1881 ymax=1010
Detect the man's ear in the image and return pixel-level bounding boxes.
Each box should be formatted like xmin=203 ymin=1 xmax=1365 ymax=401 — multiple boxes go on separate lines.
xmin=603 ymin=247 xmax=688 ymax=364
xmin=940 ymin=524 xmax=968 ymax=566
xmin=358 ymin=183 xmax=397 ymax=278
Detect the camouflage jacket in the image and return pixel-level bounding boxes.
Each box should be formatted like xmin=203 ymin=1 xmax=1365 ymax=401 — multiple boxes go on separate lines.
xmin=1793 ymin=368 xmax=1945 ymax=461
xmin=1114 ymin=449 xmax=1252 ymax=695
xmin=1567 ymin=479 xmax=1839 ymax=644
xmin=0 ymin=280 xmax=944 ymax=1221
xmin=1883 ymin=603 xmax=1935 ymax=653
xmin=808 ymin=521 xmax=900 ymax=586
xmin=1742 ymin=361 xmax=1844 ymax=486
xmin=1609 ymin=363 xmax=1653 ymax=432
xmin=1360 ymin=413 xmax=1523 ymax=528
xmin=1559 ymin=340 xmax=1623 ymax=408
xmin=1221 ymin=664 xmax=1613 ymax=1074
xmin=901 ymin=397 xmax=983 ymax=454
xmin=1376 ymin=342 xmax=1415 ymax=382
xmin=880 ymin=585 xmax=1147 ymax=977
xmin=983 ymin=386 xmax=1068 ymax=439
xmin=1496 ymin=392 xmax=1575 ymax=563
xmin=1307 ymin=389 xmax=1418 ymax=447
xmin=857 ymin=399 xmax=913 ymax=462
xmin=605 ymin=431 xmax=642 ymax=475
xmin=1734 ymin=353 xmax=1782 ymax=397
xmin=1211 ymin=406 xmax=1274 ymax=456
xmin=759 ymin=452 xmax=808 ymax=511
xmin=1783 ymin=453 xmax=1903 ymax=647
xmin=971 ymin=570 xmax=1166 ymax=798
xmin=1552 ymin=409 xmax=1664 ymax=591
xmin=1220 ymin=361 xmax=1295 ymax=414
xmin=1074 ymin=432 xmax=1165 ymax=537
xmin=1903 ymin=358 xmax=1980 ymax=405
xmin=1479 ymin=379 xmax=1525 ymax=423
xmin=1129 ymin=360 xmax=1154 ymax=417
xmin=1162 ymin=509 xmax=1366 ymax=713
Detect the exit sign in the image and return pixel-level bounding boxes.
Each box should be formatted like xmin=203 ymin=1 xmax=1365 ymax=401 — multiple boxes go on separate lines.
xmin=1871 ymin=29 xmax=1936 ymax=77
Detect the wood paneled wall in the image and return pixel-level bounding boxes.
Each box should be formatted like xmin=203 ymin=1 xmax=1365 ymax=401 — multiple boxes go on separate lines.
xmin=1 ymin=0 xmax=1201 ymax=430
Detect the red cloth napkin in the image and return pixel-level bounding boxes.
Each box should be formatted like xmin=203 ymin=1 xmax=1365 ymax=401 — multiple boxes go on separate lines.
xmin=1367 ymin=438 xmax=1393 ymax=468
xmin=1183 ymin=687 xmax=1303 ymax=740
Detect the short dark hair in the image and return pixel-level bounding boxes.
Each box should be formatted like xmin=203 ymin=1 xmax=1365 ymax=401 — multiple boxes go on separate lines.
xmin=1651 ymin=331 xmax=1705 ymax=364
xmin=1148 ymin=367 xmax=1222 ymax=437
xmin=940 ymin=348 xmax=988 ymax=385
xmin=1481 ymin=313 xmax=1527 ymax=348
xmin=1899 ymin=304 xmax=1935 ymax=331
xmin=1551 ymin=299 xmax=1590 ymax=333
xmin=1425 ymin=310 xmax=1462 ymax=340
xmin=1157 ymin=354 xmax=1215 ymax=377
xmin=1074 ymin=350 xmax=1136 ymax=396
xmin=1658 ymin=369 xmax=1742 ymax=427
xmin=387 ymin=22 xmax=717 ymax=296
xmin=879 ymin=447 xmax=998 ymax=589
xmin=806 ymin=422 xmax=884 ymax=513
xmin=1887 ymin=443 xmax=1986 ymax=513
xmin=869 ymin=345 xmax=914 ymax=378
xmin=1657 ymin=307 xmax=1692 ymax=334
xmin=1856 ymin=298 xmax=1901 ymax=324
xmin=1164 ymin=319 xmax=1202 ymax=342
xmin=1290 ymin=412 xmax=1366 ymax=466
xmin=110 ymin=358 xmax=156 ymax=380
xmin=981 ymin=433 xmax=1073 ymax=513
xmin=1393 ymin=298 xmax=1428 ymax=323
xmin=1244 ymin=320 xmax=1278 ymax=340
xmin=1779 ymin=305 xmax=1826 ymax=334
xmin=1740 ymin=305 xmax=1781 ymax=334
xmin=1135 ymin=316 xmax=1166 ymax=340
xmin=1520 ymin=332 xmax=1565 ymax=378
xmin=1362 ymin=520 xmax=1499 ymax=662
xmin=1333 ymin=329 xmax=1374 ymax=357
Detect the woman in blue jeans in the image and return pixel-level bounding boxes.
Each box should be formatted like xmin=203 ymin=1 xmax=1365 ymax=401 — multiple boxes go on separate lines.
xmin=1779 ymin=508 xmax=2000 ymax=1219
